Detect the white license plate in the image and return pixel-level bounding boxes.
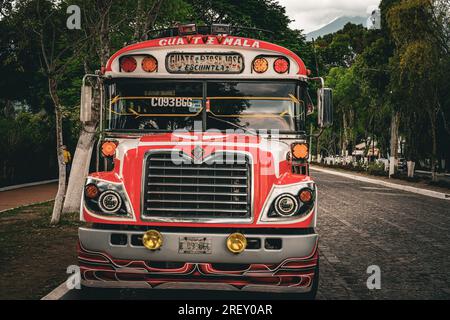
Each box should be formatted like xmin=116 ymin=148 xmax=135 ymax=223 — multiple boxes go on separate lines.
xmin=178 ymin=237 xmax=212 ymax=254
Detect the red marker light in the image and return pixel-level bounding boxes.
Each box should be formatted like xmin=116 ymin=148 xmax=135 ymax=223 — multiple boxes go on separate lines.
xmin=85 ymin=184 xmax=99 ymax=199
xmin=274 ymin=58 xmax=289 ymax=74
xmin=120 ymin=56 xmax=137 ymax=73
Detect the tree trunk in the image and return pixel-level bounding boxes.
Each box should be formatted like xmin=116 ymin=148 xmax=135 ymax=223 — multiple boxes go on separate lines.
xmin=430 ymin=110 xmax=438 ymax=182
xmin=389 ymin=111 xmax=399 ymax=177
xmin=63 ymin=1 xmax=111 ymax=213
xmin=49 ymin=78 xmax=66 ymax=225
xmin=63 ymin=123 xmax=96 ymax=213
xmin=342 ymin=111 xmax=349 ymax=156
xmin=407 ymin=161 xmax=415 ymax=178
xmin=142 ymin=0 xmax=164 ymax=40
xmin=316 ymin=136 xmax=321 ymax=163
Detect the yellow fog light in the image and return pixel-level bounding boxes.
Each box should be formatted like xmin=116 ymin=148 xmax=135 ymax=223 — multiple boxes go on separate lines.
xmin=226 ymin=233 xmax=247 ymax=254
xmin=142 ymin=230 xmax=163 ymax=250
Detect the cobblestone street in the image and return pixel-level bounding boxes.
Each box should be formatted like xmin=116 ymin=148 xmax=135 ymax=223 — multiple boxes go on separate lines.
xmin=313 ymin=170 xmax=450 ymax=299
xmin=62 ymin=169 xmax=450 ymax=300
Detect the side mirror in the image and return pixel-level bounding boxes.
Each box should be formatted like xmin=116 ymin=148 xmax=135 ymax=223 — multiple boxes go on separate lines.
xmin=317 ymin=88 xmax=333 ymax=128
xmin=80 ymin=85 xmax=93 ymax=123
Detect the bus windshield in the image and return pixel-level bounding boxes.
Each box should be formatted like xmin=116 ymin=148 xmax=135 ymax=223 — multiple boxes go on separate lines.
xmin=106 ymin=80 xmax=306 ymax=133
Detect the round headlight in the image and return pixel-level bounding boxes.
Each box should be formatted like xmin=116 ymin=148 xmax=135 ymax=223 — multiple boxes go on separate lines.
xmin=274 ymin=194 xmax=299 ymax=217
xmin=98 ymin=190 xmax=122 ymax=214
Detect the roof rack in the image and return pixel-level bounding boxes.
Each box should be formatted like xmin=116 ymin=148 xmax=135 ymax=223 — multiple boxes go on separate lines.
xmin=145 ymin=24 xmax=275 ymax=42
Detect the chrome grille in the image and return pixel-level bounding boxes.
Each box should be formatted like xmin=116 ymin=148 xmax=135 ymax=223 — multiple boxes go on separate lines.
xmin=142 ymin=151 xmax=251 ymax=219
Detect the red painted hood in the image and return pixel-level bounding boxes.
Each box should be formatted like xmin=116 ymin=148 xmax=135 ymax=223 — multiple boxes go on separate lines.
xmin=86 ymin=132 xmax=314 ymax=228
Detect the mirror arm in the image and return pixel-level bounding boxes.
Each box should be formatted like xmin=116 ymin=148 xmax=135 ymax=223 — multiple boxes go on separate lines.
xmin=82 ymin=74 xmax=100 ymax=87
xmin=307 ymin=76 xmax=325 ymax=88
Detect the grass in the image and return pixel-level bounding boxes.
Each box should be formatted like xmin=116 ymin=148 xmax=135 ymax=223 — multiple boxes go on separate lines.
xmin=0 ymin=202 xmax=81 ymax=300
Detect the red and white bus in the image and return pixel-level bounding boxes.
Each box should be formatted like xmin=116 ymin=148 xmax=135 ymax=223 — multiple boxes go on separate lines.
xmin=78 ymin=24 xmax=333 ymax=298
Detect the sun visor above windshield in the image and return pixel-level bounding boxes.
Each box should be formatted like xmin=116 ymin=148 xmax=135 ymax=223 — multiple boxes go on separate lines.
xmin=104 ymin=36 xmax=307 ymax=79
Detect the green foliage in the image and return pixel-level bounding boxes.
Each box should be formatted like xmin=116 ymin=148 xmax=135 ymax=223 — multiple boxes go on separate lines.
xmin=367 ymin=162 xmax=387 ymax=176
xmin=316 ymin=0 xmax=449 ymax=173
xmin=0 ymin=112 xmax=55 ymax=186
xmin=1 ymin=0 xmax=312 ymax=186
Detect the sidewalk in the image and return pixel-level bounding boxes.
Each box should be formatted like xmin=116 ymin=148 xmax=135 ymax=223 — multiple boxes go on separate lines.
xmin=310 ymin=165 xmax=450 ymax=200
xmin=0 ymin=182 xmax=58 ymax=212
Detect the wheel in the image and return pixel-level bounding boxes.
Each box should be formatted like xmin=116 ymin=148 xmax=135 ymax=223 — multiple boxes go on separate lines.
xmin=302 ymin=261 xmax=319 ymax=300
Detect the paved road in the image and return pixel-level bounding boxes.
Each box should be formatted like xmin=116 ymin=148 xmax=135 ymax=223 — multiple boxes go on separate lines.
xmin=61 ymin=169 xmax=450 ymax=300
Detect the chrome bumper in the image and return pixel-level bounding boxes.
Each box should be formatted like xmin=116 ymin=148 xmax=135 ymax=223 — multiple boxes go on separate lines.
xmin=78 ymin=227 xmax=318 ymax=264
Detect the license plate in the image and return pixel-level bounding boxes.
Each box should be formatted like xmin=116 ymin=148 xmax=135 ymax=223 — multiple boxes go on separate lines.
xmin=178 ymin=237 xmax=212 ymax=254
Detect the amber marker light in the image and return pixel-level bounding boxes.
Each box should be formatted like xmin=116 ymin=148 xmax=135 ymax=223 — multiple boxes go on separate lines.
xmin=85 ymin=184 xmax=99 ymax=199
xmin=292 ymin=143 xmax=309 ymax=160
xmin=226 ymin=233 xmax=247 ymax=254
xmin=101 ymin=141 xmax=117 ymax=157
xmin=252 ymin=57 xmax=269 ymax=73
xmin=142 ymin=230 xmax=163 ymax=250
xmin=142 ymin=56 xmax=157 ymax=73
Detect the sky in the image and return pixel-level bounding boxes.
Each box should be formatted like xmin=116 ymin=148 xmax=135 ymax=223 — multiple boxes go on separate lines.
xmin=278 ymin=0 xmax=382 ymax=33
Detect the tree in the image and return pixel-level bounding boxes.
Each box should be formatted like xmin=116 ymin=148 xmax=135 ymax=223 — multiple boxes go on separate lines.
xmin=16 ymin=0 xmax=87 ymax=223
xmin=62 ymin=0 xmax=113 ymax=214
xmin=63 ymin=0 xmax=192 ymax=213
xmin=387 ymin=0 xmax=448 ymax=181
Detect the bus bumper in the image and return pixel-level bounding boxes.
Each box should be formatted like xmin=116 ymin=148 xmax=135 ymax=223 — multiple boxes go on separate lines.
xmin=78 ymin=227 xmax=319 ymax=293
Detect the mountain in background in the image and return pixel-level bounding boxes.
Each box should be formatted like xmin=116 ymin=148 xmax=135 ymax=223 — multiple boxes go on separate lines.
xmin=306 ymin=16 xmax=367 ymax=40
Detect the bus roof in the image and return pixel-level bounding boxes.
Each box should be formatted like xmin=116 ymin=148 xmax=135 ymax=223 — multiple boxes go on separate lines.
xmin=104 ymin=35 xmax=308 ymax=79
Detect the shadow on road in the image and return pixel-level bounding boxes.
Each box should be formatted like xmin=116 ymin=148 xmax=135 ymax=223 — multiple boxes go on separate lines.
xmin=61 ymin=287 xmax=310 ymax=300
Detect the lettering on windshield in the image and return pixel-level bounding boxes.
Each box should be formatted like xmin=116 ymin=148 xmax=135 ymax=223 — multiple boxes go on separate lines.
xmin=150 ymin=97 xmax=193 ymax=108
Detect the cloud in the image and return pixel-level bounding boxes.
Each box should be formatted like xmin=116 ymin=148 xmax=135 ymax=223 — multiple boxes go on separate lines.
xmin=278 ymin=0 xmax=381 ymax=32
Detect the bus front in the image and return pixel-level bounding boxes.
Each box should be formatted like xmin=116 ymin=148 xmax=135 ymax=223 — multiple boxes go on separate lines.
xmin=78 ymin=28 xmax=330 ymax=298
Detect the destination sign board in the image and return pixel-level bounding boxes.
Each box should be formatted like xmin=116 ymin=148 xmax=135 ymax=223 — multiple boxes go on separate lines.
xmin=166 ymin=53 xmax=244 ymax=74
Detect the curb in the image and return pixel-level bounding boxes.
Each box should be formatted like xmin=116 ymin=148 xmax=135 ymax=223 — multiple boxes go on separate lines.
xmin=310 ymin=166 xmax=450 ymax=201
xmin=0 ymin=179 xmax=58 ymax=192
xmin=41 ymin=281 xmax=71 ymax=300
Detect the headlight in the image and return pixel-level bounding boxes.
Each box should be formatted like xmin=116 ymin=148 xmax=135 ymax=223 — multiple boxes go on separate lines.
xmin=274 ymin=194 xmax=299 ymax=217
xmin=98 ymin=190 xmax=122 ymax=214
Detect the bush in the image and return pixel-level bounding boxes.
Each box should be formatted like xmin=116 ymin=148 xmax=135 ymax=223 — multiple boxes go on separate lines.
xmin=367 ymin=162 xmax=387 ymax=176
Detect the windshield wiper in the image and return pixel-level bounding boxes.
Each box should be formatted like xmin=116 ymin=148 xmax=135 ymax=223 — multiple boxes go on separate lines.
xmin=207 ymin=114 xmax=258 ymax=136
